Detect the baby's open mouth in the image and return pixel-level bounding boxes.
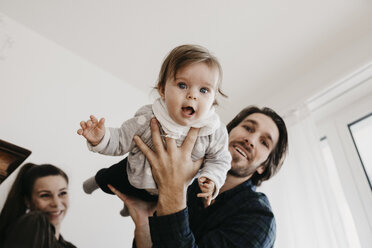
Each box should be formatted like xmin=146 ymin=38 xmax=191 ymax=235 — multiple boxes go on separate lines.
xmin=182 ymin=106 xmax=195 ymax=116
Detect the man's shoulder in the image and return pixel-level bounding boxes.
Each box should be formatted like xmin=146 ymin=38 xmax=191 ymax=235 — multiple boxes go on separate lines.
xmin=234 ymin=182 xmax=272 ymax=212
xmin=236 ymin=185 xmax=273 ymax=213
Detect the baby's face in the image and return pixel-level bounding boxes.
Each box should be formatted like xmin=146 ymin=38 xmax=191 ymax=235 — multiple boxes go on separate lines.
xmin=159 ymin=62 xmax=218 ymax=126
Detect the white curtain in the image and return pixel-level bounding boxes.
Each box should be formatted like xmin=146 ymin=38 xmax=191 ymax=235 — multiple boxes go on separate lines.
xmin=259 ymin=106 xmax=351 ymax=248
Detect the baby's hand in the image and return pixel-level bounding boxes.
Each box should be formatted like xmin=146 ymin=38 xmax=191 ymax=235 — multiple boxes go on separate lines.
xmin=77 ymin=115 xmax=106 ymax=146
xmin=197 ymin=177 xmax=216 ymax=207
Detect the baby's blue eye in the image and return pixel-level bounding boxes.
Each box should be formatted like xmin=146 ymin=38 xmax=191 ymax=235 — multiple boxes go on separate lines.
xmin=200 ymin=88 xmax=208 ymax=94
xmin=178 ymin=83 xmax=187 ymax=89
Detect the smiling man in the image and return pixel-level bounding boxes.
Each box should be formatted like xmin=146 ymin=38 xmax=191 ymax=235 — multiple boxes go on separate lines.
xmin=112 ymin=105 xmax=288 ymax=248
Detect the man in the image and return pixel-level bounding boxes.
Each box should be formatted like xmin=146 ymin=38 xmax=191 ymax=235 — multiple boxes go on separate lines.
xmin=110 ymin=106 xmax=288 ymax=248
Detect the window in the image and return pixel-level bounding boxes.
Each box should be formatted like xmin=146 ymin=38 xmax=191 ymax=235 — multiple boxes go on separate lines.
xmin=319 ymin=137 xmax=361 ymax=248
xmin=348 ymin=113 xmax=372 ymax=190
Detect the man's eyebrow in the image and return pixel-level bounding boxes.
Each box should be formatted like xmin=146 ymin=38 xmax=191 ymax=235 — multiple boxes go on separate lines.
xmin=242 ymin=119 xmax=257 ymax=125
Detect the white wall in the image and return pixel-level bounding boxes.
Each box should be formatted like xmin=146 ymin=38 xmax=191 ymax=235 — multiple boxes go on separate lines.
xmin=0 ymin=14 xmax=150 ymax=247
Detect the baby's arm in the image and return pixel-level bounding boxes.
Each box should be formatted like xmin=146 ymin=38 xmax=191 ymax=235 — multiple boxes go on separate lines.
xmin=77 ymin=115 xmax=106 ymax=146
xmin=197 ymin=176 xmax=216 ymax=206
xmin=199 ymin=124 xmax=232 ymax=201
xmin=78 ymin=105 xmax=153 ymax=156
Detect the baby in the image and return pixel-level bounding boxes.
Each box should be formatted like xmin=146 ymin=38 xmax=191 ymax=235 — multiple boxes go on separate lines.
xmin=78 ymin=44 xmax=231 ymax=215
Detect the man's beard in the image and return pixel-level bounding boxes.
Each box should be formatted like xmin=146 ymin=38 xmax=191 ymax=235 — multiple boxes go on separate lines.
xmin=228 ymin=155 xmax=256 ymax=178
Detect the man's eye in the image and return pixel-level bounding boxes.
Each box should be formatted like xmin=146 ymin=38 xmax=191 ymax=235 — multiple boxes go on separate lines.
xmin=244 ymin=126 xmax=251 ymax=132
xmin=261 ymin=140 xmax=269 ymax=148
xmin=178 ymin=83 xmax=187 ymax=89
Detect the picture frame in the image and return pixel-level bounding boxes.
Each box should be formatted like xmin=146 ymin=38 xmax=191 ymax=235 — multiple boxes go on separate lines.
xmin=0 ymin=139 xmax=31 ymax=184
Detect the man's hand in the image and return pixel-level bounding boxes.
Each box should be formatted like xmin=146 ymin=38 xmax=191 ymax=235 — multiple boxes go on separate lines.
xmin=197 ymin=177 xmax=215 ymax=207
xmin=108 ymin=185 xmax=154 ymax=248
xmin=77 ymin=115 xmax=106 ymax=146
xmin=108 ymin=185 xmax=155 ymax=227
xmin=133 ymin=118 xmax=202 ymax=216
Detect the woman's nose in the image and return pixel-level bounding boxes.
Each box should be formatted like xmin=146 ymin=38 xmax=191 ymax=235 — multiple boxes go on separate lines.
xmin=50 ymin=196 xmax=61 ymax=207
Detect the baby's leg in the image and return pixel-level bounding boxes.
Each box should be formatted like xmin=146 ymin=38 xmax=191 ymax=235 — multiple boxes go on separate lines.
xmin=92 ymin=157 xmax=158 ymax=216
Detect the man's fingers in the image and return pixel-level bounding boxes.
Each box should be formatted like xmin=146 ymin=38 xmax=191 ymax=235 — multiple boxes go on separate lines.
xmin=182 ymin=127 xmax=200 ymax=155
xmin=165 ymin=136 xmax=176 ymax=153
xmin=192 ymin=158 xmax=204 ymax=174
xmin=108 ymin=184 xmax=128 ymax=203
xmin=77 ymin=129 xmax=83 ymax=135
xmin=150 ymin=118 xmax=165 ymax=153
xmin=134 ymin=135 xmax=156 ymax=165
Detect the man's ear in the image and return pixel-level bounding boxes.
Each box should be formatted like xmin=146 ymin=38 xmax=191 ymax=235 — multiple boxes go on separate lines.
xmin=256 ymin=165 xmax=266 ymax=175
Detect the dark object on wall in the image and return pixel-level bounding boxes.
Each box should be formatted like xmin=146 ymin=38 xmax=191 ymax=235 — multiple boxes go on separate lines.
xmin=0 ymin=139 xmax=31 ymax=184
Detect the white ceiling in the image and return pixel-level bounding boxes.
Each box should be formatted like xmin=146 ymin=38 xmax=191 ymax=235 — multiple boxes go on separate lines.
xmin=1 ymin=0 xmax=372 ymax=122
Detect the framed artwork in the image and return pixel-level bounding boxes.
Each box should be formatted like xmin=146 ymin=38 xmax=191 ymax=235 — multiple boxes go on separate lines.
xmin=0 ymin=139 xmax=31 ymax=184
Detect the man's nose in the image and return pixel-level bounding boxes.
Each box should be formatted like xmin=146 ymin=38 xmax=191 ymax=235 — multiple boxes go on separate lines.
xmin=244 ymin=135 xmax=257 ymax=148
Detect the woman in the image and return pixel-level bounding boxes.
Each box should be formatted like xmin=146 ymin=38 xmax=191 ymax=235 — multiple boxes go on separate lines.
xmin=0 ymin=163 xmax=76 ymax=248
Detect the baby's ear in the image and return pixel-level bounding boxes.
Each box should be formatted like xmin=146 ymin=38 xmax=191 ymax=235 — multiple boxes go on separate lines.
xmin=158 ymin=85 xmax=165 ymax=100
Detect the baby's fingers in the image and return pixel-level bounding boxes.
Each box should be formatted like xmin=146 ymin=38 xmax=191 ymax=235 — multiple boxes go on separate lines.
xmin=197 ymin=192 xmax=212 ymax=198
xmin=86 ymin=120 xmax=93 ymax=128
xmin=205 ymin=196 xmax=212 ymax=207
xmin=98 ymin=118 xmax=105 ymax=129
xmin=90 ymin=115 xmax=98 ymax=124
xmin=80 ymin=121 xmax=87 ymax=129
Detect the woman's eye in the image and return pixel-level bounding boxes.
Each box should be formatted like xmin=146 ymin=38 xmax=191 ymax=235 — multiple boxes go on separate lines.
xmin=177 ymin=83 xmax=187 ymax=89
xmin=59 ymin=191 xmax=68 ymax=196
xmin=40 ymin=194 xmax=50 ymax=198
xmin=200 ymin=88 xmax=209 ymax=94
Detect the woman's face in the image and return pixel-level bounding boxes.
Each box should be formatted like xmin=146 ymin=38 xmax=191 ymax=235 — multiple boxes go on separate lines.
xmin=28 ymin=175 xmax=69 ymax=229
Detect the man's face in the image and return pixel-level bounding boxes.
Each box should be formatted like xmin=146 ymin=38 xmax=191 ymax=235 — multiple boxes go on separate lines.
xmin=228 ymin=113 xmax=279 ymax=178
